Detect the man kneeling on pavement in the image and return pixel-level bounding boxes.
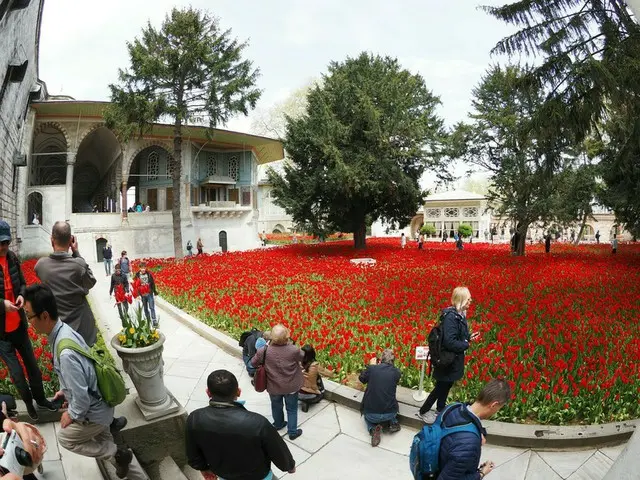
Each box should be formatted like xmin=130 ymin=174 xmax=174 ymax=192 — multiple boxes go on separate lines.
xmin=359 ymin=349 xmax=402 ymax=447
xmin=24 ymin=284 xmax=147 ymax=480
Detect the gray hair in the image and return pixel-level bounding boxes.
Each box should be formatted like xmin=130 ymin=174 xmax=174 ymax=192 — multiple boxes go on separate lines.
xmin=380 ymin=349 xmax=395 ymax=365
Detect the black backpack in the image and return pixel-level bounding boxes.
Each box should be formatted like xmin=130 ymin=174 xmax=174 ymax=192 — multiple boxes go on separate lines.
xmin=427 ymin=312 xmax=456 ymax=369
xmin=239 ymin=328 xmax=262 ymax=358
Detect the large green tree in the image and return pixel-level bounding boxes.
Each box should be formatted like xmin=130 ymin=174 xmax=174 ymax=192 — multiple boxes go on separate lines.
xmin=484 ymin=0 xmax=640 ymax=237
xmin=106 ymin=8 xmax=260 ymax=258
xmin=268 ymin=53 xmax=448 ymax=249
xmin=453 ymin=65 xmax=571 ymax=255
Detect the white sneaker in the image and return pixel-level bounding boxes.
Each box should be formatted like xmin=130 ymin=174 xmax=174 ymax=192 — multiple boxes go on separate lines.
xmin=419 ymin=411 xmax=438 ymax=424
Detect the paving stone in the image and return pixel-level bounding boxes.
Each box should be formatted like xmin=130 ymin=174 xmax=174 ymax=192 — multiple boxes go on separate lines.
xmin=524 ymin=452 xmax=562 ymax=480
xmin=297 ymin=400 xmax=332 ymax=427
xmin=335 ymin=404 xmax=417 ymax=456
xmin=272 ymin=438 xmax=312 ymax=478
xmin=481 ymin=444 xmax=531 ymax=468
xmin=567 ymin=451 xmax=613 ymax=480
xmin=292 ymin=433 xmax=413 ymax=479
xmin=38 ymin=422 xmax=61 ymax=462
xmin=486 ymin=450 xmax=530 ymax=480
xmin=165 ymin=360 xmax=209 ymax=379
xmin=184 ymin=399 xmax=209 ymax=414
xmin=179 ymin=339 xmax=220 ymax=363
xmin=537 ymin=449 xmax=595 ymax=478
xmin=284 ymin=404 xmax=340 ymax=453
xmin=163 ymin=374 xmax=199 ymax=401
xmin=598 ymin=444 xmax=626 ymax=462
xmin=39 ymin=459 xmax=66 ymax=480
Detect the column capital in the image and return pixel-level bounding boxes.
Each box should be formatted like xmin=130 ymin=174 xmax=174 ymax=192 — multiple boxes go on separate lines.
xmin=66 ymin=151 xmax=77 ymax=166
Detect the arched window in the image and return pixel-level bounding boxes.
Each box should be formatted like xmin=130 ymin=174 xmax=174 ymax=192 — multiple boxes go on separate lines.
xmin=27 ymin=192 xmax=42 ymax=226
xmin=229 ymin=156 xmax=238 ymax=181
xmin=147 ymin=151 xmax=159 ymax=181
xmin=206 ymin=153 xmax=217 ymax=176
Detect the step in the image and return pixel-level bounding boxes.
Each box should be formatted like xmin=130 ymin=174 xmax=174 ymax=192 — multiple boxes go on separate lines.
xmin=97 ymin=449 xmax=150 ymax=480
xmin=156 ymin=457 xmax=189 ymax=480
xmin=181 ymin=464 xmax=203 ymax=480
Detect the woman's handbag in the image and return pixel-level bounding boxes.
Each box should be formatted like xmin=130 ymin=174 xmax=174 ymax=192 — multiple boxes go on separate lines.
xmin=254 ymin=347 xmax=268 ymax=393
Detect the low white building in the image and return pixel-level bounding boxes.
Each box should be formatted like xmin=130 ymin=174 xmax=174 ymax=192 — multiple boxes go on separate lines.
xmin=372 ymin=190 xmax=632 ymax=243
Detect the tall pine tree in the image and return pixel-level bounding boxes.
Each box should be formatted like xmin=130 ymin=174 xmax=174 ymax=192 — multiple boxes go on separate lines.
xmin=268 ymin=53 xmax=448 ymax=249
xmin=106 ymin=8 xmax=261 ymax=258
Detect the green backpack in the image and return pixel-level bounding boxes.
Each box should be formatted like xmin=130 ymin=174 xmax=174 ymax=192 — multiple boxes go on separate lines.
xmin=56 ymin=339 xmax=127 ymax=407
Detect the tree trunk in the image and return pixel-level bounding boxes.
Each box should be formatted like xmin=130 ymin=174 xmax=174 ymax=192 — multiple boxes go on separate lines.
xmin=514 ymin=223 xmax=528 ymax=256
xmin=575 ymin=211 xmax=588 ymax=244
xmin=354 ymin=220 xmax=367 ymax=249
xmin=172 ymin=122 xmax=184 ymax=260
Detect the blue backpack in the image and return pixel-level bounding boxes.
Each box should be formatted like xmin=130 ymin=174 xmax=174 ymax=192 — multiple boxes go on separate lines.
xmin=409 ymin=403 xmax=480 ymax=479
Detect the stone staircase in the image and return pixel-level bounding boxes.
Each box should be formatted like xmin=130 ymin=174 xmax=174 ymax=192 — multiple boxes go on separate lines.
xmin=98 ymin=454 xmax=202 ymax=480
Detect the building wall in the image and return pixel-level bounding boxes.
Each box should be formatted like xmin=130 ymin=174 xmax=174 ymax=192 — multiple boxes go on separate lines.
xmin=0 ymin=0 xmax=43 ymax=251
xmin=257 ymin=185 xmax=294 ymax=233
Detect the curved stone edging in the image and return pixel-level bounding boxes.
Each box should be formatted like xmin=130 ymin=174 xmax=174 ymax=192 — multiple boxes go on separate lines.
xmin=155 ymin=296 xmax=636 ymax=449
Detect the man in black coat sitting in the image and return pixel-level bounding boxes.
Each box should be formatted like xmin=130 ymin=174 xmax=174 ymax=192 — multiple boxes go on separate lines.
xmin=438 ymin=379 xmax=511 ymax=480
xmin=186 ymin=369 xmax=296 ymax=480
xmin=359 ymin=349 xmax=402 ymax=448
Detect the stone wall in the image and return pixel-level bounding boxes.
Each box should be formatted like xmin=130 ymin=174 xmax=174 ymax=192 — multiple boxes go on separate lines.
xmin=0 ymin=0 xmax=44 ymax=252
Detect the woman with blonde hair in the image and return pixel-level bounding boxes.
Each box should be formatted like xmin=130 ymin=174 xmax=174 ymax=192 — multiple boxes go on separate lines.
xmin=419 ymin=286 xmax=480 ymax=423
xmin=251 ymin=324 xmax=305 ymax=440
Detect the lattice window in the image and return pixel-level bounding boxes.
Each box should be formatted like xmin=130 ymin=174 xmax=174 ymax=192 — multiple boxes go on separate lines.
xmin=462 ymin=207 xmax=478 ymax=217
xmin=444 ymin=207 xmax=459 ymax=218
xmin=206 ymin=153 xmax=217 ymax=176
xmin=229 ymin=156 xmax=238 ymax=180
xmin=147 ymin=151 xmax=159 ymax=181
xmin=425 ymin=208 xmax=441 ymax=218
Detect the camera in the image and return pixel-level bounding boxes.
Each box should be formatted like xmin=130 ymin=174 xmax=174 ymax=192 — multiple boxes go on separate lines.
xmin=0 ymin=429 xmax=33 ymax=476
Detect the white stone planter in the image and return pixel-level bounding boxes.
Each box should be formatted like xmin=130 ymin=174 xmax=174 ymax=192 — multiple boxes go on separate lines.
xmin=111 ymin=332 xmax=179 ymax=420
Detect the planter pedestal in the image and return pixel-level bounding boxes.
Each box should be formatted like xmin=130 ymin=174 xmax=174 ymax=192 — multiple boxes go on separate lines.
xmin=111 ymin=332 xmax=180 ymax=420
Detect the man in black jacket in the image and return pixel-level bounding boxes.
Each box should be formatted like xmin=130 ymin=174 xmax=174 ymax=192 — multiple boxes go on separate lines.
xmin=186 ymin=369 xmax=296 ymax=480
xmin=0 ymin=221 xmax=58 ymax=420
xmin=102 ymin=243 xmax=113 ymax=276
xmin=437 ymin=379 xmax=511 ymax=480
xmin=359 ymin=349 xmax=402 ymax=447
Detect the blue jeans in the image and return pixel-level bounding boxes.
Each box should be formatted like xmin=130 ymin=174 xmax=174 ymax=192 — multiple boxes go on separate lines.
xmin=103 ymin=259 xmax=112 ymax=275
xmin=270 ymin=393 xmax=298 ymax=436
xmin=243 ymin=355 xmax=256 ymax=376
xmin=364 ymin=412 xmax=398 ymax=432
xmin=141 ymin=294 xmax=156 ymax=322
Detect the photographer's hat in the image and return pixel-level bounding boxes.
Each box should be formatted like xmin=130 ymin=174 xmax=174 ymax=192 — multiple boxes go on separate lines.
xmin=0 ymin=221 xmax=11 ymax=242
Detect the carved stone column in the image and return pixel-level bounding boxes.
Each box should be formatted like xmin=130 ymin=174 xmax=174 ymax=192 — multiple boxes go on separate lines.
xmin=121 ymin=181 xmax=128 ymax=223
xmin=65 ymin=152 xmax=75 ymax=221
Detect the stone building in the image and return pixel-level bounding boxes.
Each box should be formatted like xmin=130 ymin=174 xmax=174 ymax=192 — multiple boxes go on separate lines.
xmin=19 ymin=101 xmax=284 ymax=259
xmin=0 ymin=0 xmax=45 ymax=249
xmin=372 ymin=189 xmax=632 ymax=243
xmin=257 ymin=159 xmax=294 ymax=234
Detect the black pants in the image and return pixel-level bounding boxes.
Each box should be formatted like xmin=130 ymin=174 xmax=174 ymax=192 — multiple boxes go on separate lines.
xmin=419 ymin=380 xmax=453 ymax=414
xmin=0 ymin=321 xmax=46 ymax=404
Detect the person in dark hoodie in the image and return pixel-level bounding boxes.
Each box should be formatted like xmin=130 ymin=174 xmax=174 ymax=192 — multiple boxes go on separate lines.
xmin=437 ymin=379 xmax=511 ymax=480
xmin=359 ymin=348 xmax=402 ymax=447
xmin=419 ymin=286 xmax=480 ymax=423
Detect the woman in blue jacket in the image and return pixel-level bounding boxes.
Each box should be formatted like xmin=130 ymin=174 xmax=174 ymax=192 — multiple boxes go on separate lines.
xmin=419 ymin=286 xmax=479 ymax=422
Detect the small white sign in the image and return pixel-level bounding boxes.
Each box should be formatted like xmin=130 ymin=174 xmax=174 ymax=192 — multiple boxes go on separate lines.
xmin=415 ymin=346 xmax=429 ymax=360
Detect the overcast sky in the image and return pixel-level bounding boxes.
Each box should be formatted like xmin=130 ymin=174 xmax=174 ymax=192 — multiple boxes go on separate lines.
xmin=39 ymin=0 xmax=515 ymax=134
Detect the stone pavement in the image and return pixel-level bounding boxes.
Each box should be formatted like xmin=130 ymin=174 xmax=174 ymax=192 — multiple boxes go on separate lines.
xmin=88 ymin=264 xmax=626 ymax=480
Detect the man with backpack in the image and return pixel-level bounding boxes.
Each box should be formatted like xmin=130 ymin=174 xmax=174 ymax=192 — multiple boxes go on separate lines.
xmin=410 ymin=379 xmax=511 ymax=480
xmin=240 ymin=328 xmax=263 ymax=377
xmin=23 ymin=284 xmax=147 ymax=480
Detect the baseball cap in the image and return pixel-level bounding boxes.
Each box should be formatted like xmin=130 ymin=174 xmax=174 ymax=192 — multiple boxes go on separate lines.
xmin=0 ymin=221 xmax=11 ymax=242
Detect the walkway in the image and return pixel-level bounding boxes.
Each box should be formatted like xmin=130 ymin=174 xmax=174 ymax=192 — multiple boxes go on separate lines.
xmin=88 ymin=264 xmax=625 ymax=479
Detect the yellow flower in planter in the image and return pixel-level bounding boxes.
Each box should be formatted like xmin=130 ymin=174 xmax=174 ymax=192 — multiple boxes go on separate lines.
xmin=129 ymin=327 xmax=135 ymax=335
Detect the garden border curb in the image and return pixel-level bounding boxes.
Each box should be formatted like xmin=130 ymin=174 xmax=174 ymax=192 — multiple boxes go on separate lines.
xmin=156 ymin=296 xmax=637 ymax=449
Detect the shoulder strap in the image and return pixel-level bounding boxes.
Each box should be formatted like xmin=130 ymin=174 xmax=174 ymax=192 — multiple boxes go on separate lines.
xmin=56 ymin=338 xmax=94 ymax=363
xmin=262 ymin=346 xmax=268 ymax=365
xmin=439 ymin=403 xmax=481 ymax=439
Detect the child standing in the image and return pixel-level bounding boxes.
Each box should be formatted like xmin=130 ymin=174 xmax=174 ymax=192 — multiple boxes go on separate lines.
xmin=109 ymin=264 xmax=129 ymax=322
xmin=135 ymin=261 xmax=159 ymax=327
